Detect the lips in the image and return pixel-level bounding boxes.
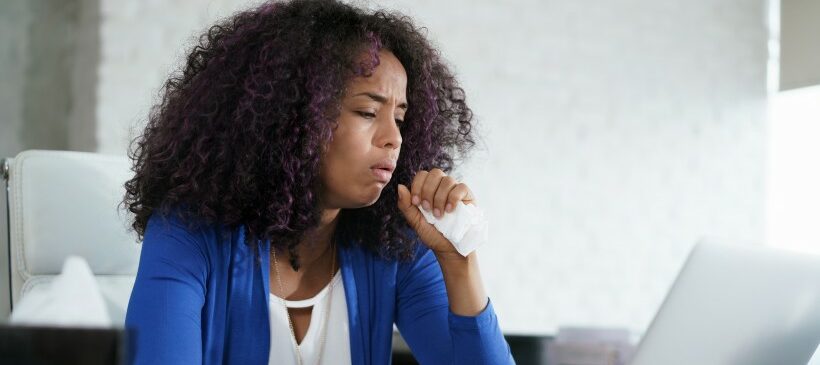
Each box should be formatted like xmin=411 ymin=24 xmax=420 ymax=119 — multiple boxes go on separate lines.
xmin=371 ymin=168 xmax=392 ymax=183
xmin=370 ymin=159 xmax=396 ymax=173
xmin=370 ymin=158 xmax=396 ymax=183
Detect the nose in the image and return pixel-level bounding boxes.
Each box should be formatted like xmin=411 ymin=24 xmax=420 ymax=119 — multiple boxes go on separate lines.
xmin=377 ymin=112 xmax=402 ymax=150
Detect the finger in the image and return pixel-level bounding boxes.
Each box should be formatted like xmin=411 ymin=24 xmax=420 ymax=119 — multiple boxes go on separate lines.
xmin=397 ymin=183 xmax=412 ymax=211
xmin=409 ymin=170 xmax=429 ymax=206
xmin=433 ymin=176 xmax=458 ymax=217
xmin=397 ymin=184 xmax=422 ymax=225
xmin=420 ymin=168 xmax=445 ymax=212
xmin=448 ymin=184 xmax=477 ymax=208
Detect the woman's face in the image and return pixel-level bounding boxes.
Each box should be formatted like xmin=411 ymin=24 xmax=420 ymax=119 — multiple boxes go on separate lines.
xmin=319 ymin=50 xmax=407 ymax=209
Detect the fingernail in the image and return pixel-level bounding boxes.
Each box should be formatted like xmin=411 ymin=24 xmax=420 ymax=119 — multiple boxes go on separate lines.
xmin=434 ymin=208 xmax=441 ymax=217
xmin=446 ymin=203 xmax=453 ymax=212
xmin=422 ymin=200 xmax=431 ymax=211
xmin=412 ymin=195 xmax=420 ymax=205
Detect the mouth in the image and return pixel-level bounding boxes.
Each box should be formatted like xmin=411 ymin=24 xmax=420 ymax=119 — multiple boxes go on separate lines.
xmin=370 ymin=167 xmax=392 ymax=183
xmin=370 ymin=158 xmax=397 ymax=184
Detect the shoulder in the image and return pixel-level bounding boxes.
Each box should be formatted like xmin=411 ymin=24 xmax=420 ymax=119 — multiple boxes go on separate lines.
xmin=142 ymin=205 xmax=232 ymax=267
xmin=146 ymin=206 xmax=206 ymax=244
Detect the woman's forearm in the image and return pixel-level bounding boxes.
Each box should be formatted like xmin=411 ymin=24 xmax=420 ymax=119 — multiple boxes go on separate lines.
xmin=435 ymin=251 xmax=489 ymax=316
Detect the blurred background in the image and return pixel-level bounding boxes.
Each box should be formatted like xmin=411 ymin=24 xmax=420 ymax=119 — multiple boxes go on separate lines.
xmin=0 ymin=0 xmax=818 ymax=362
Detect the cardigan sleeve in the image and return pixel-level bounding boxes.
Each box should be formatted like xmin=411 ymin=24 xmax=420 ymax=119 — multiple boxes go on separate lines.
xmin=125 ymin=212 xmax=210 ymax=365
xmin=394 ymin=242 xmax=515 ymax=365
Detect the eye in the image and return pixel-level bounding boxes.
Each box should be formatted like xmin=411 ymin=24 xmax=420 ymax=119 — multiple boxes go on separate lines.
xmin=395 ymin=119 xmax=404 ymax=126
xmin=357 ymin=111 xmax=376 ymax=119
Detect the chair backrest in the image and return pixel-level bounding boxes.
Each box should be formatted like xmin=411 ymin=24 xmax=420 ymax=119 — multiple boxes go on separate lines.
xmin=4 ymin=150 xmax=140 ymax=325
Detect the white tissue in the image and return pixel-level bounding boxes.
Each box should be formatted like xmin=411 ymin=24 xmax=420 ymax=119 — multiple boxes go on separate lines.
xmin=417 ymin=200 xmax=488 ymax=256
xmin=9 ymin=255 xmax=111 ymax=327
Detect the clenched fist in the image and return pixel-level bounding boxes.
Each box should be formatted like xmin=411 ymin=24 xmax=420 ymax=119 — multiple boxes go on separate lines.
xmin=397 ymin=168 xmax=478 ymax=257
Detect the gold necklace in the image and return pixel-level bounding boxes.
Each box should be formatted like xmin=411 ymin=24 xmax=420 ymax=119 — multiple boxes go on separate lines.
xmin=271 ymin=243 xmax=336 ymax=365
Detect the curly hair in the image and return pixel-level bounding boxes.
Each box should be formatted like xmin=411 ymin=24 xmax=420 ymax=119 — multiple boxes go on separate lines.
xmin=122 ymin=0 xmax=477 ymax=269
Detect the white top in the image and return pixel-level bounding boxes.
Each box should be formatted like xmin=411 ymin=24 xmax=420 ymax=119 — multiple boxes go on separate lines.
xmin=268 ymin=269 xmax=351 ymax=365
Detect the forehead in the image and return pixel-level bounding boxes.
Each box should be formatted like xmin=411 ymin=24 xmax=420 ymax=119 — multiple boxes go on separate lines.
xmin=345 ymin=50 xmax=407 ymax=96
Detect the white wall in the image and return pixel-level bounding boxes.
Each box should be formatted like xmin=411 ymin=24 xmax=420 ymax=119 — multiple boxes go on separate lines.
xmin=767 ymin=85 xmax=820 ymax=254
xmin=94 ymin=0 xmax=769 ymax=335
xmin=96 ymin=0 xmax=262 ymax=154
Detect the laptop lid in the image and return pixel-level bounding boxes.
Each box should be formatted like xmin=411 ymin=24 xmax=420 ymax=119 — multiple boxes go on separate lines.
xmin=630 ymin=242 xmax=820 ymax=365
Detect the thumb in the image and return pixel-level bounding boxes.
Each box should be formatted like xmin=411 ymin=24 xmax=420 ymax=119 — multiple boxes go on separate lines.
xmin=397 ymin=184 xmax=421 ymax=223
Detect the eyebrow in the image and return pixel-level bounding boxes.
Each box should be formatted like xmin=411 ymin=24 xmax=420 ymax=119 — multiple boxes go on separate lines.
xmin=352 ymin=92 xmax=408 ymax=110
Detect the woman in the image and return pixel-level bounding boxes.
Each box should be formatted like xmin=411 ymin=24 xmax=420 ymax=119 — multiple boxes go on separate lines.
xmin=123 ymin=0 xmax=514 ymax=364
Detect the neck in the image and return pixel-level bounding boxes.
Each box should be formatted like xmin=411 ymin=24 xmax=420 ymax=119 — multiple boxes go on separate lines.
xmin=274 ymin=207 xmax=341 ymax=273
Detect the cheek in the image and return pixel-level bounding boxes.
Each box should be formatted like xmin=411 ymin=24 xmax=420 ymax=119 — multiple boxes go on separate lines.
xmin=320 ymin=125 xmax=385 ymax=205
xmin=322 ymin=155 xmax=385 ymax=206
xmin=321 ymin=146 xmax=363 ymax=191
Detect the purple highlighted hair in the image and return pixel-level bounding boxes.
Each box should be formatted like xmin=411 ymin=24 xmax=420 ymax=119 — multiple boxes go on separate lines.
xmin=122 ymin=0 xmax=477 ymax=269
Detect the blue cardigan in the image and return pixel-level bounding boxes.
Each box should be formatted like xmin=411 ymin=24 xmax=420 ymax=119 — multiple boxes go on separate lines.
xmin=125 ymin=211 xmax=515 ymax=364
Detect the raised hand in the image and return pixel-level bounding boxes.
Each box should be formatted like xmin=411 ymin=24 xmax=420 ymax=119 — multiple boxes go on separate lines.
xmin=396 ymin=168 xmax=477 ymax=257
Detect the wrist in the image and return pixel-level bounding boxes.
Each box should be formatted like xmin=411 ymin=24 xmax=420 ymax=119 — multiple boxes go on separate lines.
xmin=434 ymin=250 xmax=487 ymax=316
xmin=435 ymin=250 xmax=475 ymax=272
xmin=435 ymin=249 xmax=468 ymax=262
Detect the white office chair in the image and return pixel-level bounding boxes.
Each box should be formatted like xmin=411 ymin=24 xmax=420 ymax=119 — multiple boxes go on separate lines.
xmin=1 ymin=150 xmax=141 ymax=325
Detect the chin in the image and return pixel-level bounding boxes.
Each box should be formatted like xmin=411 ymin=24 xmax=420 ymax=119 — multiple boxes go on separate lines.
xmin=346 ymin=199 xmax=378 ymax=210
xmin=361 ymin=195 xmax=381 ymax=207
xmin=334 ymin=182 xmax=386 ymax=209
xmin=357 ymin=186 xmax=385 ymax=207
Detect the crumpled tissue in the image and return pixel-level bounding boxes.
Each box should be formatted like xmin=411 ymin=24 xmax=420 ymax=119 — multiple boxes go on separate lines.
xmin=9 ymin=255 xmax=111 ymax=328
xmin=417 ymin=200 xmax=488 ymax=257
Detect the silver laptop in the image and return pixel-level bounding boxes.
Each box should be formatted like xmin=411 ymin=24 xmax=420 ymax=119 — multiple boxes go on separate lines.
xmin=630 ymin=241 xmax=820 ymax=365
